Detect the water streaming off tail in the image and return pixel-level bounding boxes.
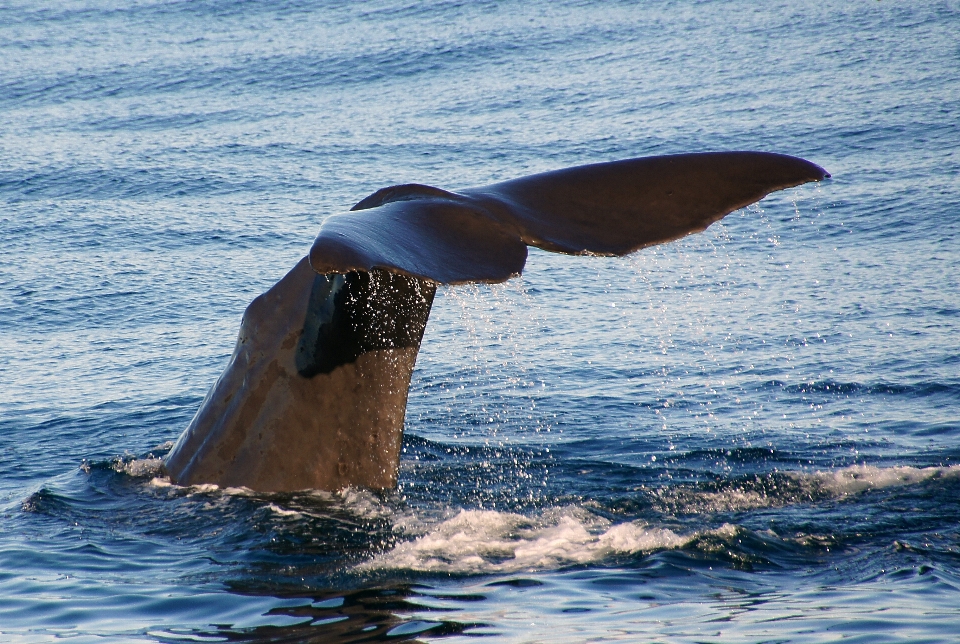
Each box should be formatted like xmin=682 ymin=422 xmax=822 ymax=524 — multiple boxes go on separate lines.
xmin=404 ymin=279 xmax=553 ymax=511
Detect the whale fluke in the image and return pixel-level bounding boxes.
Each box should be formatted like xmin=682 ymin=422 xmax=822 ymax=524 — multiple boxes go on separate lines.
xmin=165 ymin=152 xmax=828 ymax=492
xmin=309 ymin=152 xmax=828 ymax=283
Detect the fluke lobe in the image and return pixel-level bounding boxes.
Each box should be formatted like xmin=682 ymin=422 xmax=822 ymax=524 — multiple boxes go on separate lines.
xmin=164 ymin=152 xmax=829 ymax=492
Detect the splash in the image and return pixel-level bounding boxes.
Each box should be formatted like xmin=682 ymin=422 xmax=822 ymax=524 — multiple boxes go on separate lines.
xmin=361 ymin=506 xmax=708 ymax=574
xmin=113 ymin=456 xmax=166 ymax=478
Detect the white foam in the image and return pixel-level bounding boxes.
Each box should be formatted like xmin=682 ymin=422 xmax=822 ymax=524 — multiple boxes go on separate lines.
xmin=361 ymin=506 xmax=697 ymax=574
xmin=114 ymin=457 xmax=165 ymax=478
xmin=653 ymin=464 xmax=960 ymax=515
xmin=266 ymin=503 xmax=302 ymax=518
xmin=656 ymin=488 xmax=777 ymax=514
xmin=334 ymin=487 xmax=393 ymax=520
xmin=367 ymin=466 xmax=954 ymax=574
xmin=144 ymin=479 xmax=256 ymax=497
xmin=793 ymin=463 xmax=960 ymax=497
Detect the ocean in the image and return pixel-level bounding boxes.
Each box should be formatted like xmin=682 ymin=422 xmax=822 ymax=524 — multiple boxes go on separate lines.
xmin=2 ymin=0 xmax=959 ymax=641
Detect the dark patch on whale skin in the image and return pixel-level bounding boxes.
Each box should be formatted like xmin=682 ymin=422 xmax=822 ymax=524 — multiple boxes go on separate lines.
xmin=296 ymin=270 xmax=436 ymax=377
xmin=165 ymin=259 xmax=422 ymax=492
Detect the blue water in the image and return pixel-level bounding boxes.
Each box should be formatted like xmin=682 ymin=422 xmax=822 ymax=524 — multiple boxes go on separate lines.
xmin=2 ymin=0 xmax=959 ymax=641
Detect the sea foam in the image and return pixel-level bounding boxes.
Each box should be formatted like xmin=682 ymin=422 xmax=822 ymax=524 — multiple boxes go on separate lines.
xmin=361 ymin=506 xmax=702 ymax=573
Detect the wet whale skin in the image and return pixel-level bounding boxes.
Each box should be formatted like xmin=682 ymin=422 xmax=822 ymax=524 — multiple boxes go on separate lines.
xmin=164 ymin=152 xmax=828 ymax=492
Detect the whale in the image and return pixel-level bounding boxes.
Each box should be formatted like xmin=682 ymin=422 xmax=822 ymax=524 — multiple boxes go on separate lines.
xmin=164 ymin=152 xmax=829 ymax=492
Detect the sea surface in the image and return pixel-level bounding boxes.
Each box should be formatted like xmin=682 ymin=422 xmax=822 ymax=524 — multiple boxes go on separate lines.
xmin=2 ymin=1 xmax=959 ymax=641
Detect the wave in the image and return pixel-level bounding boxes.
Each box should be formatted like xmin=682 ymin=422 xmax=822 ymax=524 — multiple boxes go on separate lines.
xmin=763 ymin=379 xmax=960 ymax=398
xmin=76 ymin=453 xmax=960 ymax=576
xmin=365 ymin=463 xmax=960 ymax=573
xmin=800 ymin=463 xmax=960 ymax=497
xmin=652 ymin=463 xmax=960 ymax=514
xmin=1 ymin=15 xmax=564 ymax=110
xmin=0 ymin=165 xmax=293 ymax=201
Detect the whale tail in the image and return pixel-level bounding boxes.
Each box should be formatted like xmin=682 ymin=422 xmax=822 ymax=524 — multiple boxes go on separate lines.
xmin=309 ymin=151 xmax=828 ymax=283
xmin=165 ymin=152 xmax=828 ymax=492
xmin=164 ymin=260 xmax=435 ymax=492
